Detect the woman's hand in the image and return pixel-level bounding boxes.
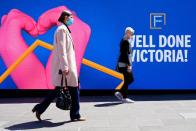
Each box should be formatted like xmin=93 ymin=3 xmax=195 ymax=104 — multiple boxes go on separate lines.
xmin=63 ymin=70 xmax=69 ymax=76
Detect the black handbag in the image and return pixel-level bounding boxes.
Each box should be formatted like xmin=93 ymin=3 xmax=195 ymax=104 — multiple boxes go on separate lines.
xmin=56 ymin=70 xmax=72 ymax=110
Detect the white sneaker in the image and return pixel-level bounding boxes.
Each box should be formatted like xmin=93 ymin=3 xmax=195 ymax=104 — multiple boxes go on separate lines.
xmin=122 ymin=98 xmax=135 ymax=103
xmin=115 ymin=92 xmax=123 ymax=101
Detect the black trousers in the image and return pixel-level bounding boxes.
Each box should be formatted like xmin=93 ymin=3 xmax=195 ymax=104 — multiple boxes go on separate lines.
xmin=116 ymin=67 xmax=134 ymax=98
xmin=33 ymin=86 xmax=80 ymax=120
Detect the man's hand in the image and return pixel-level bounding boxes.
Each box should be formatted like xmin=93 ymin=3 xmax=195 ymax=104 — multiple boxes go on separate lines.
xmin=63 ymin=70 xmax=69 ymax=76
xmin=127 ymin=66 xmax=132 ymax=73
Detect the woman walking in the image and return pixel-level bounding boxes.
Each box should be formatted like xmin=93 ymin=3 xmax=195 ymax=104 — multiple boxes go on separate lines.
xmin=32 ymin=10 xmax=85 ymax=122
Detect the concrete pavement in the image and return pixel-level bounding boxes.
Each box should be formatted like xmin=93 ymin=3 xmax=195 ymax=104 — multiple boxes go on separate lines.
xmin=1 ymin=95 xmax=196 ymax=131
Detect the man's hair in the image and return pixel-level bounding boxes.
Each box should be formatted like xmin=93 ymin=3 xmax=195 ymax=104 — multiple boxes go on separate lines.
xmin=125 ymin=27 xmax=135 ymax=34
xmin=58 ymin=10 xmax=72 ymax=23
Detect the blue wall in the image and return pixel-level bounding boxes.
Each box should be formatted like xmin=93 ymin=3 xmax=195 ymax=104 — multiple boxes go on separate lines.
xmin=0 ymin=0 xmax=195 ymax=89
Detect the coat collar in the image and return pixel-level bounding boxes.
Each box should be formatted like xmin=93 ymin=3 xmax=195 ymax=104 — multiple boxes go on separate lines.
xmin=60 ymin=24 xmax=75 ymax=49
xmin=63 ymin=23 xmax=71 ymax=33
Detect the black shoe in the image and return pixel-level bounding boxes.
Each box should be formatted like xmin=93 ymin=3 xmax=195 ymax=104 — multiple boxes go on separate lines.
xmin=32 ymin=106 xmax=36 ymax=113
xmin=35 ymin=112 xmax=42 ymax=121
xmin=32 ymin=105 xmax=42 ymax=121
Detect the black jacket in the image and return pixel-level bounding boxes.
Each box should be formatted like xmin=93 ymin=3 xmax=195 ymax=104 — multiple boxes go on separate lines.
xmin=117 ymin=39 xmax=131 ymax=66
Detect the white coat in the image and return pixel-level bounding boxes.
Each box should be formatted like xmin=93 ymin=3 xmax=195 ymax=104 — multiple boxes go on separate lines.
xmin=51 ymin=24 xmax=78 ymax=87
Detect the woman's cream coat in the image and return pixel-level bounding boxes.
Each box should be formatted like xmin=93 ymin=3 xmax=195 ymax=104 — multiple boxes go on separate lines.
xmin=51 ymin=24 xmax=78 ymax=87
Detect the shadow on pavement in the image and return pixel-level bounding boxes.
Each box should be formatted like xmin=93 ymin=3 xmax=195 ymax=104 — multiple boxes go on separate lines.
xmin=94 ymin=102 xmax=122 ymax=107
xmin=5 ymin=119 xmax=71 ymax=130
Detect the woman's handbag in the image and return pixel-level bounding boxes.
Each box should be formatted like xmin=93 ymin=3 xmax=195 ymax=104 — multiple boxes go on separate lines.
xmin=56 ymin=70 xmax=72 ymax=110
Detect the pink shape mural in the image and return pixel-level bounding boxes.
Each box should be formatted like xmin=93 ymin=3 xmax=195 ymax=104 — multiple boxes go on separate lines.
xmin=0 ymin=6 xmax=91 ymax=89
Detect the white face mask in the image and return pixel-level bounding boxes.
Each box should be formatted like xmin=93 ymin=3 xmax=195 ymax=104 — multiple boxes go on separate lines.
xmin=128 ymin=36 xmax=135 ymax=48
xmin=128 ymin=38 xmax=133 ymax=43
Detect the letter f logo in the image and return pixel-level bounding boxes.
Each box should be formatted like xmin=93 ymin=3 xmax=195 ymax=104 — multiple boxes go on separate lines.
xmin=150 ymin=13 xmax=166 ymax=30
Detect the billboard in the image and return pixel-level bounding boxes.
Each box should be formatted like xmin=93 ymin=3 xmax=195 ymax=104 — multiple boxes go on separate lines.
xmin=0 ymin=0 xmax=195 ymax=90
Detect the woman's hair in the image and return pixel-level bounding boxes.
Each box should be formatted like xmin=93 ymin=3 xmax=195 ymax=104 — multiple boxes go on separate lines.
xmin=58 ymin=10 xmax=72 ymax=23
